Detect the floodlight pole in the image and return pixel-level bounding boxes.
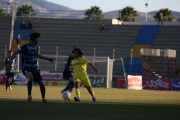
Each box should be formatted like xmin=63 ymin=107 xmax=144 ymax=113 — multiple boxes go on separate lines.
xmin=121 ymin=58 xmax=127 ymax=89
xmin=113 ymin=49 xmax=115 ymax=59
xmin=130 ymin=49 xmax=133 ymax=73
xmin=145 ymin=3 xmax=148 ymax=22
xmin=93 ymin=48 xmax=96 ymax=65
xmin=55 ymin=47 xmax=58 ymax=71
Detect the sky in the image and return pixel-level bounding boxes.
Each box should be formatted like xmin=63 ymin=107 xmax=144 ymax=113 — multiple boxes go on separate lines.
xmin=47 ymin=0 xmax=180 ymax=13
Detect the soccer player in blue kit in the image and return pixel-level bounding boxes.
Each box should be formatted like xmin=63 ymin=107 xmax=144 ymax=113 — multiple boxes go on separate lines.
xmin=61 ymin=54 xmax=74 ymax=100
xmin=3 ymin=50 xmax=16 ymax=91
xmin=6 ymin=32 xmax=55 ymax=103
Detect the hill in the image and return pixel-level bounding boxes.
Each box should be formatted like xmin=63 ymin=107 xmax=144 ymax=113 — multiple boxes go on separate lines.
xmin=0 ymin=0 xmax=180 ymax=21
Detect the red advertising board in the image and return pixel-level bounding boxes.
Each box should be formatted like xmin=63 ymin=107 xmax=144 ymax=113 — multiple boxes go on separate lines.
xmin=41 ymin=73 xmax=62 ymax=81
xmin=115 ymin=76 xmax=126 ymax=88
xmin=128 ymin=75 xmax=142 ymax=90
xmin=0 ymin=73 xmax=6 ymax=84
xmin=142 ymin=78 xmax=172 ymax=90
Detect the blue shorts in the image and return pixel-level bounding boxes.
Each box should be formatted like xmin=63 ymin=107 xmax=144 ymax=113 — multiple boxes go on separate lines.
xmin=22 ymin=69 xmax=42 ymax=83
xmin=5 ymin=71 xmax=14 ymax=79
xmin=63 ymin=72 xmax=73 ymax=81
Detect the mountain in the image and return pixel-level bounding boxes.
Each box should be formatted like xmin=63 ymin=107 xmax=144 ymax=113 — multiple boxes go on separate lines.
xmin=103 ymin=10 xmax=154 ymax=22
xmin=0 ymin=0 xmax=72 ymax=11
xmin=103 ymin=10 xmax=180 ymax=22
xmin=0 ymin=0 xmax=180 ymax=21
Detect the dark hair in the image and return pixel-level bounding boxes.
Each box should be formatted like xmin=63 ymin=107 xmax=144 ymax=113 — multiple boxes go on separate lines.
xmin=30 ymin=32 xmax=40 ymax=41
xmin=72 ymin=47 xmax=84 ymax=57
xmin=8 ymin=50 xmax=12 ymax=53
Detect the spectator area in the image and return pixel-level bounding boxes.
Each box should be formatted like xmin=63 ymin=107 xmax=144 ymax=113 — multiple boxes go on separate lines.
xmin=12 ymin=21 xmax=32 ymax=51
xmin=124 ymin=25 xmax=159 ymax=75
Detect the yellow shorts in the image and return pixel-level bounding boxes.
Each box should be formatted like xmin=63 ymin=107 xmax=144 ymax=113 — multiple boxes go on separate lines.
xmin=74 ymin=76 xmax=91 ymax=87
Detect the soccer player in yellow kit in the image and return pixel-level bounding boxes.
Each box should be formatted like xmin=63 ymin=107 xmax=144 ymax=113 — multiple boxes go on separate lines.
xmin=72 ymin=47 xmax=99 ymax=102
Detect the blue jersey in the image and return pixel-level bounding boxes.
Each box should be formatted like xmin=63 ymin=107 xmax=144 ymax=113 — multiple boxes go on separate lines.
xmin=18 ymin=43 xmax=38 ymax=70
xmin=5 ymin=56 xmax=15 ymax=72
xmin=63 ymin=57 xmax=73 ymax=75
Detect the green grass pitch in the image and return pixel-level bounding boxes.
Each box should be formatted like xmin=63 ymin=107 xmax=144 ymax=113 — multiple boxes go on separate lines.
xmin=0 ymin=85 xmax=180 ymax=120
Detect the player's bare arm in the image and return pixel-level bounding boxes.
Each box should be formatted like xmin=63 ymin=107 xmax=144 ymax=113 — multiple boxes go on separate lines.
xmin=64 ymin=64 xmax=74 ymax=73
xmin=69 ymin=54 xmax=75 ymax=58
xmin=37 ymin=54 xmax=55 ymax=64
xmin=88 ymin=62 xmax=99 ymax=73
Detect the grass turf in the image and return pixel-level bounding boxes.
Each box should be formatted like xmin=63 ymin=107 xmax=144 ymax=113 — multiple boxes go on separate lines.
xmin=0 ymin=85 xmax=180 ymax=120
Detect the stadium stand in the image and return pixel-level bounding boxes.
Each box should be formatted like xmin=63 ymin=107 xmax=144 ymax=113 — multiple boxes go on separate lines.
xmin=23 ymin=18 xmax=141 ymax=75
xmin=124 ymin=25 xmax=159 ymax=75
xmin=0 ymin=17 xmax=12 ymax=69
xmin=1 ymin=16 xmax=179 ymax=76
xmin=151 ymin=26 xmax=180 ymax=67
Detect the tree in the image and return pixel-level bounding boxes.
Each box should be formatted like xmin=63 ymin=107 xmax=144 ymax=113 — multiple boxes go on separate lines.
xmin=0 ymin=8 xmax=10 ymax=16
xmin=16 ymin=4 xmax=36 ymax=17
xmin=154 ymin=8 xmax=174 ymax=22
xmin=120 ymin=6 xmax=138 ymax=22
xmin=84 ymin=6 xmax=103 ymax=20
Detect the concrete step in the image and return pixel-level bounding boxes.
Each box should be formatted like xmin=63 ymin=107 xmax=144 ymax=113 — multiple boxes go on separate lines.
xmin=154 ymin=38 xmax=180 ymax=41
xmin=33 ymin=28 xmax=140 ymax=33
xmin=153 ymin=41 xmax=180 ymax=44
xmin=38 ymin=35 xmax=136 ymax=39
xmin=39 ymin=42 xmax=133 ymax=48
xmin=151 ymin=45 xmax=180 ymax=49
xmin=38 ymin=39 xmax=135 ymax=44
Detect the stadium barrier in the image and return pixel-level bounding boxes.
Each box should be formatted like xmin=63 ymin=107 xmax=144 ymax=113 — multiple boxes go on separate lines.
xmin=116 ymin=75 xmax=180 ymax=91
xmin=0 ymin=72 xmax=117 ymax=88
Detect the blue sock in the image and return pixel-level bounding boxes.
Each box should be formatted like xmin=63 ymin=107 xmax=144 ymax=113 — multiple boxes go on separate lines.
xmin=63 ymin=81 xmax=74 ymax=93
xmin=63 ymin=82 xmax=71 ymax=91
xmin=68 ymin=81 xmax=74 ymax=93
xmin=40 ymin=86 xmax=46 ymax=99
xmin=27 ymin=81 xmax=32 ymax=96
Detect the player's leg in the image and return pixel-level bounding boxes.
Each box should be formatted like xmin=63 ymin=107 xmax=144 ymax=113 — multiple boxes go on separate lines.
xmin=33 ymin=70 xmax=48 ymax=103
xmin=74 ymin=78 xmax=81 ymax=101
xmin=5 ymin=72 xmax=9 ymax=91
xmin=83 ymin=77 xmax=96 ymax=102
xmin=68 ymin=77 xmax=74 ymax=93
xmin=62 ymin=74 xmax=74 ymax=93
xmin=8 ymin=72 xmax=15 ymax=90
xmin=24 ymin=71 xmax=34 ymax=102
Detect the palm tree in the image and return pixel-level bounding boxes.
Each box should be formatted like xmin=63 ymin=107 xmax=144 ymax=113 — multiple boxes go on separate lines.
xmin=154 ymin=8 xmax=174 ymax=22
xmin=84 ymin=6 xmax=103 ymax=20
xmin=16 ymin=4 xmax=36 ymax=17
xmin=0 ymin=8 xmax=10 ymax=16
xmin=120 ymin=6 xmax=138 ymax=22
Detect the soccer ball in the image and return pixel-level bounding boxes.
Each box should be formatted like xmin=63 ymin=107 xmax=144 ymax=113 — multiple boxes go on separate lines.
xmin=62 ymin=91 xmax=71 ymax=100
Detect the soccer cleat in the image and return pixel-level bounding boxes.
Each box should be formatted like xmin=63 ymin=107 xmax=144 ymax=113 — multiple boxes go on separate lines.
xmin=74 ymin=97 xmax=81 ymax=102
xmin=42 ymin=99 xmax=48 ymax=103
xmin=68 ymin=98 xmax=71 ymax=101
xmin=27 ymin=96 xmax=32 ymax=102
xmin=92 ymin=97 xmax=96 ymax=102
xmin=9 ymin=86 xmax=12 ymax=90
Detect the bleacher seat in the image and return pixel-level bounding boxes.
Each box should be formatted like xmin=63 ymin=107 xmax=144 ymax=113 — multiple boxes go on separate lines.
xmin=14 ymin=21 xmax=32 ymax=40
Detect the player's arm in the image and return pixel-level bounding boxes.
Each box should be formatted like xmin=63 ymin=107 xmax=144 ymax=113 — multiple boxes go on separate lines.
xmin=37 ymin=54 xmax=55 ymax=63
xmin=64 ymin=64 xmax=74 ymax=73
xmin=6 ymin=50 xmax=19 ymax=70
xmin=88 ymin=62 xmax=99 ymax=73
xmin=69 ymin=54 xmax=75 ymax=58
xmin=14 ymin=60 xmax=17 ymax=70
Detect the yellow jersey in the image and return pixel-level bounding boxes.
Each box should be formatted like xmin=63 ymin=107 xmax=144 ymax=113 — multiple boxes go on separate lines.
xmin=72 ymin=56 xmax=89 ymax=77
